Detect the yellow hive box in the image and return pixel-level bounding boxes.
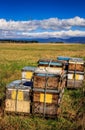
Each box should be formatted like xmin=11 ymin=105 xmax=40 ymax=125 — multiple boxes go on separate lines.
xmin=22 ymin=66 xmax=36 ymax=81
xmin=68 ymin=73 xmax=84 ymax=80
xmin=5 ymin=80 xmax=31 ymax=114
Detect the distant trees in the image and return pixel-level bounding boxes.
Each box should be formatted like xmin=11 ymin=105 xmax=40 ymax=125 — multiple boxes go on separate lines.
xmin=0 ymin=39 xmax=64 ymax=43
xmin=0 ymin=39 xmax=39 ymax=43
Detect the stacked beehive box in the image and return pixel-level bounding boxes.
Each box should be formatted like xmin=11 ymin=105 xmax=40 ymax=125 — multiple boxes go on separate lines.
xmin=5 ymin=57 xmax=84 ymax=117
xmin=38 ymin=59 xmax=65 ymax=73
xmin=57 ymin=56 xmax=71 ymax=73
xmin=32 ymin=70 xmax=61 ymax=118
xmin=38 ymin=59 xmax=66 ymax=91
xmin=67 ymin=58 xmax=85 ymax=88
xmin=5 ymin=80 xmax=32 ymax=114
xmin=57 ymin=56 xmax=85 ymax=89
xmin=21 ymin=66 xmax=36 ymax=81
xmin=32 ymin=59 xmax=66 ymax=118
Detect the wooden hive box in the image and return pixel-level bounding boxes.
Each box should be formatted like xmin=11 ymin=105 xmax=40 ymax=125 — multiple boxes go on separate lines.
xmin=68 ymin=60 xmax=85 ymax=72
xmin=5 ymin=80 xmax=31 ymax=114
xmin=21 ymin=66 xmax=36 ymax=81
xmin=32 ymin=88 xmax=61 ymax=118
xmin=33 ymin=72 xmax=61 ymax=90
xmin=67 ymin=71 xmax=84 ymax=80
xmin=67 ymin=79 xmax=83 ymax=89
xmin=48 ymin=60 xmax=65 ymax=73
xmin=38 ymin=59 xmax=65 ymax=73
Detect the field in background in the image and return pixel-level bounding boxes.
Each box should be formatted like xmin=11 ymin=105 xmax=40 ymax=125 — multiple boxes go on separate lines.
xmin=0 ymin=43 xmax=85 ymax=130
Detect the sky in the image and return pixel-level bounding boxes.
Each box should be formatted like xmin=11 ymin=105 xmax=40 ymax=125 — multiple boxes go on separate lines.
xmin=0 ymin=0 xmax=85 ymax=39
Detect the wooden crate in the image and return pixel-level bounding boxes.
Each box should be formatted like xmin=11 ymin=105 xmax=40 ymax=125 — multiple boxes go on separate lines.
xmin=35 ymin=67 xmax=64 ymax=75
xmin=67 ymin=79 xmax=83 ymax=88
xmin=37 ymin=59 xmax=65 ymax=77
xmin=5 ymin=99 xmax=30 ymax=113
xmin=5 ymin=80 xmax=31 ymax=114
xmin=46 ymin=67 xmax=63 ymax=74
xmin=33 ymin=73 xmax=60 ymax=90
xmin=32 ymin=89 xmax=60 ymax=117
xmin=68 ymin=61 xmax=84 ymax=72
xmin=22 ymin=66 xmax=36 ymax=81
xmin=33 ymin=90 xmax=59 ymax=104
xmin=32 ymin=102 xmax=58 ymax=117
xmin=67 ymin=72 xmax=84 ymax=80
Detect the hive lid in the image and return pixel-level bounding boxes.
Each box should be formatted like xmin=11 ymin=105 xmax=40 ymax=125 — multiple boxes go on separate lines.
xmin=49 ymin=61 xmax=64 ymax=66
xmin=38 ymin=59 xmax=65 ymax=66
xmin=38 ymin=59 xmax=51 ymax=63
xmin=57 ymin=56 xmax=71 ymax=61
xmin=6 ymin=80 xmax=32 ymax=89
xmin=38 ymin=61 xmax=49 ymax=65
xmin=22 ymin=66 xmax=36 ymax=71
xmin=69 ymin=60 xmax=84 ymax=64
xmin=34 ymin=67 xmax=61 ymax=77
xmin=70 ymin=57 xmax=83 ymax=61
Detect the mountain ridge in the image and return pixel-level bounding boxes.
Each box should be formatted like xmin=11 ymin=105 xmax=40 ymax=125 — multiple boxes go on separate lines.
xmin=0 ymin=36 xmax=85 ymax=43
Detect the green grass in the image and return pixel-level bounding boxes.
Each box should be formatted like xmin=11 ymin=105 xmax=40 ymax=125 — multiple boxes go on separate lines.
xmin=0 ymin=43 xmax=85 ymax=130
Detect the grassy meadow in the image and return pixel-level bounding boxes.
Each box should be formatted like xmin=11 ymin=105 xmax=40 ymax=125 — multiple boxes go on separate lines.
xmin=0 ymin=43 xmax=85 ymax=130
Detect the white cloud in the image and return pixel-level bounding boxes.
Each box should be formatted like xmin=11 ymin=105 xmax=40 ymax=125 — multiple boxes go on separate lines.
xmin=21 ymin=30 xmax=85 ymax=39
xmin=62 ymin=16 xmax=85 ymax=27
xmin=0 ymin=16 xmax=85 ymax=39
xmin=0 ymin=30 xmax=85 ymax=39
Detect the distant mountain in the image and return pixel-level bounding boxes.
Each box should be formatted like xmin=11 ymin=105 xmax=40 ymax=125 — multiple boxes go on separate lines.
xmin=31 ymin=37 xmax=85 ymax=43
xmin=63 ymin=37 xmax=85 ymax=43
xmin=0 ymin=37 xmax=85 ymax=43
xmin=33 ymin=37 xmax=64 ymax=43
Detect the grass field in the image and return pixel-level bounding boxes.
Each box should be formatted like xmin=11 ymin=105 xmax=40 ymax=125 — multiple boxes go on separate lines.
xmin=0 ymin=43 xmax=85 ymax=130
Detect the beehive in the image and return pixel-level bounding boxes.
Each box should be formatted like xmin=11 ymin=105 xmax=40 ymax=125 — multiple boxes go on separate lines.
xmin=32 ymin=88 xmax=60 ymax=118
xmin=34 ymin=68 xmax=66 ymax=91
xmin=33 ymin=72 xmax=61 ymax=90
xmin=67 ymin=58 xmax=85 ymax=88
xmin=67 ymin=71 xmax=84 ymax=80
xmin=49 ymin=60 xmax=65 ymax=73
xmin=68 ymin=60 xmax=84 ymax=72
xmin=5 ymin=80 xmax=31 ymax=114
xmin=38 ymin=59 xmax=65 ymax=73
xmin=22 ymin=66 xmax=36 ymax=81
xmin=67 ymin=79 xmax=83 ymax=89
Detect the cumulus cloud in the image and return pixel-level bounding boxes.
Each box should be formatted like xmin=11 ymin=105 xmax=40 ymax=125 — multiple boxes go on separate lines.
xmin=21 ymin=30 xmax=85 ymax=39
xmin=0 ymin=16 xmax=85 ymax=39
xmin=0 ymin=30 xmax=85 ymax=39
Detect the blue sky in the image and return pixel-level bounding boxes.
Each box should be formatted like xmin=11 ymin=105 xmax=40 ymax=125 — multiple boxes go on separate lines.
xmin=0 ymin=0 xmax=85 ymax=39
